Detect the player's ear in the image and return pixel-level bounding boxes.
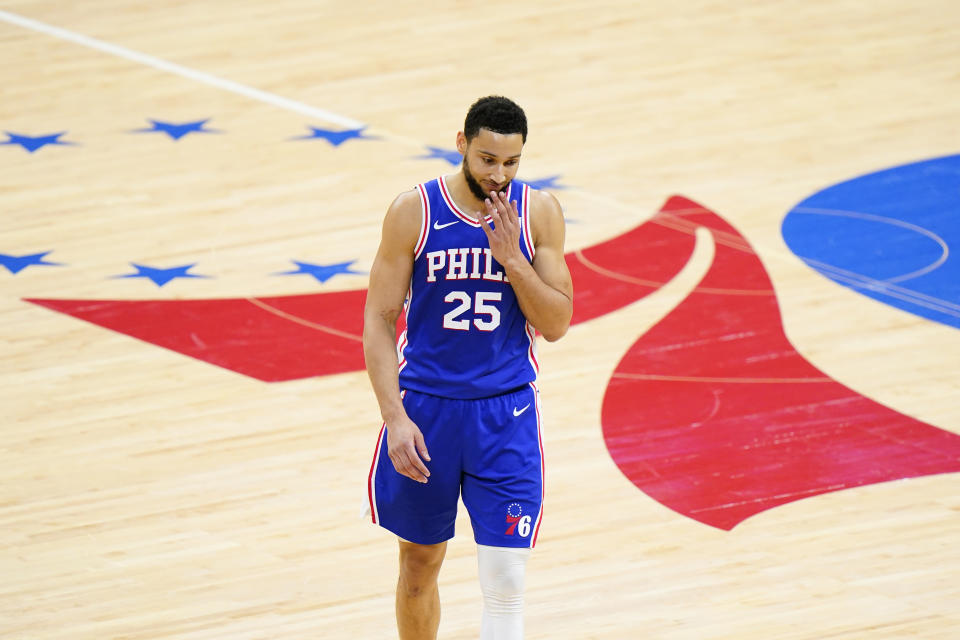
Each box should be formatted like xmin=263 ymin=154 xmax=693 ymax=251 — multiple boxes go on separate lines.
xmin=456 ymin=131 xmax=467 ymax=154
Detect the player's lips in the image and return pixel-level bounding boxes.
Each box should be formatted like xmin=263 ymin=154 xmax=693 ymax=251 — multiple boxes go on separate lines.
xmin=484 ymin=182 xmax=503 ymax=192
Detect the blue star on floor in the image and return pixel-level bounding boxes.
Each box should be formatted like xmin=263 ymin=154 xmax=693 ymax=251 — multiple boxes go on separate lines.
xmin=112 ymin=263 xmax=212 ymax=287
xmin=417 ymin=146 xmax=463 ymax=166
xmin=523 ymin=175 xmax=568 ymax=190
xmin=273 ymin=260 xmax=366 ymax=284
xmin=293 ymin=126 xmax=373 ymax=146
xmin=1 ymin=132 xmax=76 ymax=153
xmin=132 ymin=119 xmax=220 ymax=141
xmin=0 ymin=251 xmax=65 ymax=274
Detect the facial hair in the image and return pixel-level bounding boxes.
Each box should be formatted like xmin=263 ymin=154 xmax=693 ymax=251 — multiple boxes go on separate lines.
xmin=462 ymin=158 xmax=510 ymax=203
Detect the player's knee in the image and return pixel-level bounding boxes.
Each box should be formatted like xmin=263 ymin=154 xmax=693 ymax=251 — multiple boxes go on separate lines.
xmin=398 ymin=542 xmax=445 ymax=596
xmin=477 ymin=545 xmax=529 ymax=615
xmin=480 ymin=577 xmax=525 ymax=615
xmin=479 ymin=563 xmax=525 ymax=598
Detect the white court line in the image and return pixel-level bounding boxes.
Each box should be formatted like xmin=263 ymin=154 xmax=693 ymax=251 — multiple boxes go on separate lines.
xmin=0 ymin=9 xmax=365 ymax=130
xmin=799 ymin=258 xmax=960 ymax=318
xmin=792 ymin=207 xmax=950 ymax=284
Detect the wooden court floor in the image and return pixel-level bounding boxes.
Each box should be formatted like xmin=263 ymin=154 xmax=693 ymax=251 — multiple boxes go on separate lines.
xmin=2 ymin=1 xmax=959 ymax=638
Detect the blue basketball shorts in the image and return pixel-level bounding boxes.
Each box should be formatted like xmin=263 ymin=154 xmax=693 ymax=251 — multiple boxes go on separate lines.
xmin=367 ymin=383 xmax=544 ymax=548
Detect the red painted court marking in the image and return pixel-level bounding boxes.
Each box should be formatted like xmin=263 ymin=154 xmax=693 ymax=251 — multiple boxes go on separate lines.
xmin=25 ymin=208 xmax=696 ymax=381
xmin=601 ymin=196 xmax=960 ymax=530
xmin=27 ymin=291 xmax=367 ymax=382
xmin=566 ymin=210 xmax=696 ymax=325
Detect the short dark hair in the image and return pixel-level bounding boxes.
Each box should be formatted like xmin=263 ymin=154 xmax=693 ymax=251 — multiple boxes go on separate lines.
xmin=464 ymin=96 xmax=527 ymax=143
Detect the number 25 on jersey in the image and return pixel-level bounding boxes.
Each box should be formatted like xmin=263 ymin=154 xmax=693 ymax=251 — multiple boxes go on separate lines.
xmin=443 ymin=291 xmax=502 ymax=331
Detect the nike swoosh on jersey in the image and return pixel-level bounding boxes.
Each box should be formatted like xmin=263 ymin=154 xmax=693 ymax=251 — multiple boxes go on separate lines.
xmin=513 ymin=404 xmax=531 ymax=417
xmin=433 ymin=220 xmax=458 ymax=230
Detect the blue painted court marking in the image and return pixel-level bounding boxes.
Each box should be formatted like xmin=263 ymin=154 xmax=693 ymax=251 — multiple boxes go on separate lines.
xmin=272 ymin=260 xmax=367 ymax=283
xmin=2 ymin=131 xmax=76 ymax=152
xmin=782 ymin=154 xmax=960 ymax=329
xmin=132 ymin=119 xmax=221 ymax=140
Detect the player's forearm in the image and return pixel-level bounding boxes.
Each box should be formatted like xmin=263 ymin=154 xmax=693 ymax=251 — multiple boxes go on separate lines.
xmin=362 ymin=316 xmax=407 ymax=422
xmin=502 ymin=258 xmax=572 ymax=342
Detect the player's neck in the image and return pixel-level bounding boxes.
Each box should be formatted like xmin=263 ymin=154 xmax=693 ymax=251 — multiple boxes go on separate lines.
xmin=444 ymin=173 xmax=486 ymax=220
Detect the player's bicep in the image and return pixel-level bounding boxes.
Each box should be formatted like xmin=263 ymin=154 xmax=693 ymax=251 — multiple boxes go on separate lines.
xmin=365 ymin=192 xmax=422 ymax=325
xmin=531 ymin=193 xmax=573 ymax=299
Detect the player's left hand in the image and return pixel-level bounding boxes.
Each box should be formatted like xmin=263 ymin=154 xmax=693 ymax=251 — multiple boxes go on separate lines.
xmin=479 ymin=191 xmax=524 ymax=270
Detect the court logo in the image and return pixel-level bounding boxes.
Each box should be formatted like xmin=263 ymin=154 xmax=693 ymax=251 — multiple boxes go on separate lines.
xmin=505 ymin=502 xmax=532 ymax=537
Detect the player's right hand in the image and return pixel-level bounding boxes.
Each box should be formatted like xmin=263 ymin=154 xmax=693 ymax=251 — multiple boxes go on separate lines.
xmin=386 ymin=415 xmax=431 ymax=483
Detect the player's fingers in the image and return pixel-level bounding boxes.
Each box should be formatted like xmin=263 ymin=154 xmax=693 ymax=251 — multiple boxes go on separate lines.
xmin=498 ymin=192 xmax=516 ymax=220
xmin=491 ymin=192 xmax=519 ymax=230
xmin=406 ymin=442 xmax=431 ymax=480
xmin=490 ymin=190 xmax=510 ymax=214
xmin=479 ymin=215 xmax=497 ymax=237
xmin=505 ymin=197 xmax=520 ymax=227
xmin=397 ymin=440 xmax=430 ymax=481
xmin=414 ymin=431 xmax=431 ymax=462
xmin=507 ymin=199 xmax=521 ymax=227
xmin=479 ymin=201 xmax=495 ymax=231
xmin=484 ymin=198 xmax=504 ymax=227
xmin=392 ymin=449 xmax=428 ymax=483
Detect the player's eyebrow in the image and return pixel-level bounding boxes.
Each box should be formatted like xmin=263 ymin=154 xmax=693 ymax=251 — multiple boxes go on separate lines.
xmin=478 ymin=150 xmax=522 ymax=159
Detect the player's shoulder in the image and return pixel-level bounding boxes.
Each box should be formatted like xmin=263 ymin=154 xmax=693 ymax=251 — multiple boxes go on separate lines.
xmin=525 ymin=185 xmax=565 ymax=230
xmin=380 ymin=188 xmax=425 ymax=249
xmin=389 ymin=187 xmax=424 ymax=215
xmin=385 ymin=187 xmax=425 ymax=226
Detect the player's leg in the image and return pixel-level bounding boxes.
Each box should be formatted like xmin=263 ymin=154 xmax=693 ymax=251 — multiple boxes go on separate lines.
xmin=462 ymin=384 xmax=544 ymax=639
xmin=369 ymin=390 xmax=465 ymax=639
xmin=476 ymin=544 xmax=530 ymax=640
xmin=397 ymin=539 xmax=447 ymax=640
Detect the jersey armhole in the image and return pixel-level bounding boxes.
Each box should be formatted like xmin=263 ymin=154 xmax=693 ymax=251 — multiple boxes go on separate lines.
xmin=413 ymin=183 xmax=431 ymax=259
xmin=522 ymin=183 xmax=535 ymax=260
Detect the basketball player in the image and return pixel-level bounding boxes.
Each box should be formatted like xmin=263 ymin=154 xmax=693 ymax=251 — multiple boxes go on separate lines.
xmin=364 ymin=96 xmax=573 ymax=640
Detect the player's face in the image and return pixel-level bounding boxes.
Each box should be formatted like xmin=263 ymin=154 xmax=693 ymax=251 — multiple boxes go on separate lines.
xmin=458 ymin=128 xmax=524 ymax=202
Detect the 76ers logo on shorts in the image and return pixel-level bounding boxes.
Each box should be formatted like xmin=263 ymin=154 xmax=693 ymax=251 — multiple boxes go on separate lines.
xmin=505 ymin=502 xmax=532 ymax=538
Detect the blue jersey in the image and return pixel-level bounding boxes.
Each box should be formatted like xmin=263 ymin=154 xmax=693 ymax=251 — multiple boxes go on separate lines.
xmin=397 ymin=176 xmax=539 ymax=399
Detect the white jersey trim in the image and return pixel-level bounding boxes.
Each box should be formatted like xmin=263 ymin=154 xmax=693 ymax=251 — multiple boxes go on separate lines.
xmin=368 ymin=391 xmax=407 ymax=526
xmin=521 ymin=183 xmax=535 ymax=259
xmin=367 ymin=424 xmax=386 ymax=524
xmin=414 ymin=183 xmax=431 ymax=259
xmin=525 ymin=320 xmax=540 ymax=375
